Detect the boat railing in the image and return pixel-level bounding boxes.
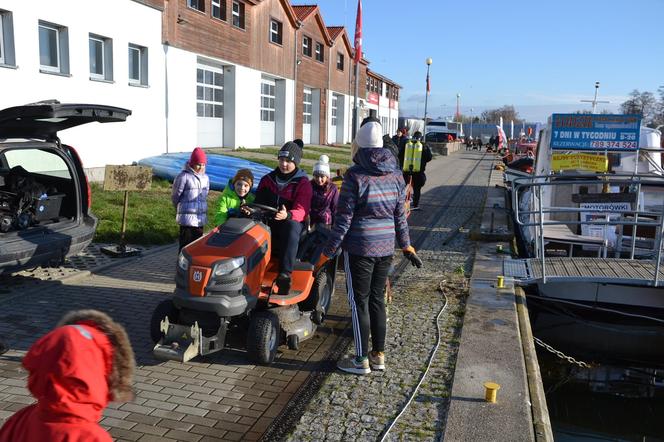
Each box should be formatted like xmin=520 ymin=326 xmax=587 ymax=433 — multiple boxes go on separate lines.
xmin=512 ymin=173 xmax=664 ymax=285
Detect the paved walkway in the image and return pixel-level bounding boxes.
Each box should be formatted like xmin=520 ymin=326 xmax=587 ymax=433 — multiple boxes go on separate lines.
xmin=0 ymin=245 xmax=351 ymax=441
xmin=283 ymin=151 xmax=494 ymax=441
xmin=0 ymin=151 xmax=494 ymax=441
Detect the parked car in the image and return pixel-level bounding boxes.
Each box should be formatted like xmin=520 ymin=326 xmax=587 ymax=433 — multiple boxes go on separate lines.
xmin=0 ymin=101 xmax=131 ymax=274
xmin=425 ymin=131 xmax=457 ymax=142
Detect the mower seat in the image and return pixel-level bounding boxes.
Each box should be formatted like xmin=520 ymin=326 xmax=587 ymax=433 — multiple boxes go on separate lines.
xmin=296 ymin=224 xmax=331 ymax=265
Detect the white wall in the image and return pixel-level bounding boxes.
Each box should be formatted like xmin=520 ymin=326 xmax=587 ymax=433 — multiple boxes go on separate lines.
xmin=165 ymin=46 xmax=199 ymax=154
xmin=0 ymin=0 xmax=165 ymax=169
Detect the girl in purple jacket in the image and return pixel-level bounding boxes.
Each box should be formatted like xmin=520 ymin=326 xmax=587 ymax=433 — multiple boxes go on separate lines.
xmin=171 ymin=147 xmax=210 ymax=250
xmin=310 ymin=155 xmax=339 ymax=227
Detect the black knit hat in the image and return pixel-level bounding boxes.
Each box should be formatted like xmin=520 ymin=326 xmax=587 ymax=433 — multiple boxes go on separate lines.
xmin=278 ymin=141 xmax=303 ymax=166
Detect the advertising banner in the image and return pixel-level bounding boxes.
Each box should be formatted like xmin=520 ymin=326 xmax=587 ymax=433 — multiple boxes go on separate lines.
xmin=550 ymin=114 xmax=641 ymax=151
xmin=551 ymin=153 xmax=609 ymax=172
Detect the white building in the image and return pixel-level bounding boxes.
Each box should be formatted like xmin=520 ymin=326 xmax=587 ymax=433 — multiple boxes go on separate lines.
xmin=0 ymin=0 xmax=165 ymax=178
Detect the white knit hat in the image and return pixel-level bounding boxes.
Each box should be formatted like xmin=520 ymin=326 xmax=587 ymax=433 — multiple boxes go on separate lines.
xmin=313 ymin=155 xmax=331 ymax=177
xmin=355 ymin=121 xmax=383 ymax=149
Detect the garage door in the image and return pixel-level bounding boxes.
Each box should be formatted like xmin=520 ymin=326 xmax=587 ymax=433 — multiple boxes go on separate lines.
xmin=302 ymin=88 xmax=312 ymax=144
xmin=260 ymin=79 xmax=276 ymax=146
xmin=196 ymin=66 xmax=223 ymax=147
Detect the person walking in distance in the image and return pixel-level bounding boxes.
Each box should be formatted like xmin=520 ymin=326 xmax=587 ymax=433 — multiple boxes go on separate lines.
xmin=172 ymin=147 xmax=210 ymax=250
xmin=323 ymin=118 xmax=423 ymax=375
xmin=399 ymin=130 xmax=433 ymax=211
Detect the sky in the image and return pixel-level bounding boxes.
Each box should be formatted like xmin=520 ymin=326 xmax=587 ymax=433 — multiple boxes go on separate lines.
xmin=292 ymin=0 xmax=664 ymax=123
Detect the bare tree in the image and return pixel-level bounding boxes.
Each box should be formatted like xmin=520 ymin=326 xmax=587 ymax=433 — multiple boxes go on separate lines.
xmin=621 ymin=89 xmax=658 ymax=125
xmin=480 ymin=105 xmax=523 ymax=124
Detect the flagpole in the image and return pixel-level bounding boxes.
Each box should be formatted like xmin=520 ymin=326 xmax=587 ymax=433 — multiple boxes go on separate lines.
xmin=423 ymin=57 xmax=432 ymax=142
xmin=352 ymin=61 xmax=359 ymax=139
xmin=351 ymin=0 xmax=362 ymax=140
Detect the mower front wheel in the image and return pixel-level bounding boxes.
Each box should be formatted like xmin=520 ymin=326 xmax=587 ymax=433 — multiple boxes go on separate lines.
xmin=247 ymin=311 xmax=280 ymax=365
xmin=150 ymin=299 xmax=179 ymax=344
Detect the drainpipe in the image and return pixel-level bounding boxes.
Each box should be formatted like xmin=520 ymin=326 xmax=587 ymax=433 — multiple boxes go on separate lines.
xmin=327 ymin=42 xmax=332 ymax=145
xmin=292 ymin=23 xmax=301 ymax=140
xmin=163 ymin=43 xmax=169 ymax=153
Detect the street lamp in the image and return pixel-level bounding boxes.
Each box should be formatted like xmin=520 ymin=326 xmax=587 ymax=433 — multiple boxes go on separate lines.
xmin=456 ymin=93 xmax=461 ymax=121
xmin=470 ymin=107 xmax=474 ymax=139
xmin=423 ymin=57 xmax=432 ymax=142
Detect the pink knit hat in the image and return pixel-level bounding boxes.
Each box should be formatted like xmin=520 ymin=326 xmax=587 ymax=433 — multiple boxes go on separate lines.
xmin=189 ymin=147 xmax=207 ymax=165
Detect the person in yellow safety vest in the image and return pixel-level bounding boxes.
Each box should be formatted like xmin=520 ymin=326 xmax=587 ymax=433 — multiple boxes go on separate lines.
xmin=398 ymin=131 xmax=432 ymax=211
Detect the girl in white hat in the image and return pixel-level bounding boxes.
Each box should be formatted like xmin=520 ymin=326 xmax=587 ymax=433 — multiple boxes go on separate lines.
xmin=310 ymin=155 xmax=339 ymax=227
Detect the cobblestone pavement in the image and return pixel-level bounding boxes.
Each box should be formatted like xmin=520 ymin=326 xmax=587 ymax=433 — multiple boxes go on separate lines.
xmin=0 ymin=244 xmax=351 ymax=441
xmin=284 ymin=151 xmax=495 ymax=442
xmin=0 ymin=151 xmax=494 ymax=441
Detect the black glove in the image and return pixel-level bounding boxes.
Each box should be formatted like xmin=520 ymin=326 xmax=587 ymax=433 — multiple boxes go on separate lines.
xmin=403 ymin=247 xmax=423 ymax=268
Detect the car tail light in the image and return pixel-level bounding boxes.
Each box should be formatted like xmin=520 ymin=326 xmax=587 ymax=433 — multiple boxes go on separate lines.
xmin=67 ymin=145 xmax=92 ymax=209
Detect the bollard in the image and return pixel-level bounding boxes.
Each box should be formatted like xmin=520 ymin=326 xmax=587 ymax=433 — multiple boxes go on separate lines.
xmin=484 ymin=381 xmax=501 ymax=403
xmin=496 ymin=275 xmax=505 ymax=288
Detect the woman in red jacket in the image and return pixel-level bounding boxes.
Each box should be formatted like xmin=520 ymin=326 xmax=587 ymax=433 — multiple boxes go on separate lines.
xmin=254 ymin=142 xmax=312 ymax=295
xmin=0 ymin=310 xmax=135 ymax=442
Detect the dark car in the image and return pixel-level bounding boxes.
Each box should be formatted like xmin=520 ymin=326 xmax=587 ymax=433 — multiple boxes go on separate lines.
xmin=425 ymin=131 xmax=456 ymax=142
xmin=0 ymin=101 xmax=131 ymax=274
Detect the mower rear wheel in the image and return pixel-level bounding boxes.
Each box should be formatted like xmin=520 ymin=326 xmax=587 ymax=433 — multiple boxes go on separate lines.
xmin=247 ymin=311 xmax=280 ymax=365
xmin=150 ymin=299 xmax=179 ymax=344
xmin=300 ymin=270 xmax=332 ymax=323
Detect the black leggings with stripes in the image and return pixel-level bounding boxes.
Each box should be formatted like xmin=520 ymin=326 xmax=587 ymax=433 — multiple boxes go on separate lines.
xmin=344 ymin=252 xmax=393 ymax=358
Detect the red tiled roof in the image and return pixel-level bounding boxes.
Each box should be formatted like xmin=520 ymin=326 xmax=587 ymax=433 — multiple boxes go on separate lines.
xmin=292 ymin=5 xmax=317 ymax=21
xmin=327 ymin=26 xmax=344 ymax=40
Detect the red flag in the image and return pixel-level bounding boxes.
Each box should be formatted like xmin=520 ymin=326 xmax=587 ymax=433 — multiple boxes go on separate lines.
xmin=426 ymin=74 xmax=430 ymax=94
xmin=353 ymin=0 xmax=362 ymax=63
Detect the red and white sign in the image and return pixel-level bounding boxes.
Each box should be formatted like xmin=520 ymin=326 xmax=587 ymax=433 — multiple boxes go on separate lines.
xmin=367 ymin=92 xmax=379 ymax=105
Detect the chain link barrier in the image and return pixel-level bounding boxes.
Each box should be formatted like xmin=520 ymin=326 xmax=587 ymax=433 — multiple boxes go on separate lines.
xmin=534 ymin=337 xmax=593 ymax=368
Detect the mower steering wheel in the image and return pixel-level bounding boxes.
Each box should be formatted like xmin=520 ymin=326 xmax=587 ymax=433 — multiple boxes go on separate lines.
xmin=246 ymin=203 xmax=279 ymax=213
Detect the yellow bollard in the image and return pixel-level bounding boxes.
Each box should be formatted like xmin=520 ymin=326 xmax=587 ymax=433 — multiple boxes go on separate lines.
xmin=484 ymin=381 xmax=501 ymax=403
xmin=496 ymin=275 xmax=505 ymax=288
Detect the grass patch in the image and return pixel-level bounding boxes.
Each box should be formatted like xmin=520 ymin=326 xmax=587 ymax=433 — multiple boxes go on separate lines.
xmin=91 ymin=181 xmax=221 ymax=245
xmin=210 ymin=145 xmax=351 ymax=166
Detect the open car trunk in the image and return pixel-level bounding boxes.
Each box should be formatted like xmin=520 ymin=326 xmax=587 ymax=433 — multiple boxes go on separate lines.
xmin=0 ymin=101 xmax=130 ymax=273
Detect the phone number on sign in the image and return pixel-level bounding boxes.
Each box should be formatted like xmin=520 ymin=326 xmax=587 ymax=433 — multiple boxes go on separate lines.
xmin=590 ymin=141 xmax=638 ymax=149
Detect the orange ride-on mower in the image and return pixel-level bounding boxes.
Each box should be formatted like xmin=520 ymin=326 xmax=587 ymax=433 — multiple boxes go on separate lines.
xmin=151 ymin=203 xmax=338 ymax=365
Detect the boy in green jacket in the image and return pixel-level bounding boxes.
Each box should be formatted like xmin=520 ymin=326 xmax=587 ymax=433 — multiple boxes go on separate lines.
xmin=214 ymin=169 xmax=255 ymax=225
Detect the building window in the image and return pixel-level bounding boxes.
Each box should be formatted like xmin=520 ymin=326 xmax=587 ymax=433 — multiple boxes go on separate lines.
xmin=270 ymin=19 xmax=282 ymax=45
xmin=232 ymin=1 xmax=245 ymax=29
xmin=314 ymin=41 xmax=324 ymax=62
xmin=187 ymin=0 xmax=204 ymax=12
xmin=302 ymin=36 xmax=312 ymax=57
xmin=303 ymin=88 xmax=312 ymax=124
xmin=197 ymin=68 xmax=223 ymax=118
xmin=212 ymin=0 xmax=226 ymax=20
xmin=260 ymin=81 xmax=276 ymax=122
xmin=89 ymin=34 xmax=113 ymax=81
xmin=39 ymin=21 xmax=69 ymax=74
xmin=128 ymin=44 xmax=148 ymax=86
xmin=336 ymin=52 xmax=344 ymax=71
xmin=331 ymin=95 xmax=338 ymax=126
xmin=0 ymin=10 xmax=16 ymax=66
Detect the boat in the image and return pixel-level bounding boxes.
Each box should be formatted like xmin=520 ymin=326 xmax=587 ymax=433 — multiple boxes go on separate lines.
xmin=138 ymin=152 xmax=273 ymax=191
xmin=503 ymin=113 xmax=664 ymax=366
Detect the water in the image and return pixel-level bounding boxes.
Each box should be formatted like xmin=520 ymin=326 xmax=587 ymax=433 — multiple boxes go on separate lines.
xmin=530 ymin=299 xmax=664 ymax=441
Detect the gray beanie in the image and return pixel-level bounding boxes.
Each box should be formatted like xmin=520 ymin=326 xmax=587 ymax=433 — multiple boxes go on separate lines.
xmin=278 ymin=141 xmax=303 ymax=166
